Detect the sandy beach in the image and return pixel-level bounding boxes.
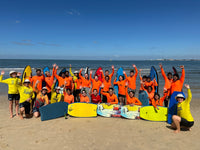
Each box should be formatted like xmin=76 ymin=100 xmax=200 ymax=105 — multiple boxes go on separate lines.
xmin=0 ymin=94 xmax=199 ymax=150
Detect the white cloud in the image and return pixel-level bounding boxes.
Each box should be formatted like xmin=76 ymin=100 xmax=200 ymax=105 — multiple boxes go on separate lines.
xmin=16 ymin=20 xmax=20 ymax=23
xmin=66 ymin=9 xmax=80 ymax=16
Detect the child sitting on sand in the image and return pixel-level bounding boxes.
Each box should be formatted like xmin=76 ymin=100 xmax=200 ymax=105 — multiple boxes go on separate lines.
xmin=90 ymin=89 xmax=102 ymax=104
xmin=171 ymin=84 xmax=194 ymax=133
xmin=151 ymin=93 xmax=167 ymax=110
xmin=18 ymin=79 xmax=35 ymax=119
xmin=33 ymin=81 xmax=49 ymax=118
xmin=0 ymin=70 xmax=21 ymax=118
xmin=80 ymin=89 xmax=90 ymax=103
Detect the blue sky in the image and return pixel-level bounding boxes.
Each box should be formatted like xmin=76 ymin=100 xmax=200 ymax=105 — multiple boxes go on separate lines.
xmin=0 ymin=0 xmax=200 ymax=60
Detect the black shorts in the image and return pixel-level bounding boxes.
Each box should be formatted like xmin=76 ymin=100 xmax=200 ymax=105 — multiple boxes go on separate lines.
xmin=8 ymin=94 xmax=20 ymax=101
xmin=19 ymin=102 xmax=30 ymax=114
xmin=118 ymin=94 xmax=125 ymax=98
xmin=47 ymin=92 xmax=51 ymax=101
xmin=180 ymin=118 xmax=194 ymax=128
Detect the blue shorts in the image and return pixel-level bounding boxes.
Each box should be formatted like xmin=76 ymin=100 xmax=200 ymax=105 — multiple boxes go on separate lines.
xmin=19 ymin=102 xmax=30 ymax=114
xmin=8 ymin=94 xmax=20 ymax=101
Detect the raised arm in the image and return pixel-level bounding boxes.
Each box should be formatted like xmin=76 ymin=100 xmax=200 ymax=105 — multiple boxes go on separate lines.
xmin=110 ymin=65 xmax=114 ymax=78
xmin=133 ymin=65 xmax=138 ymax=77
xmin=180 ymin=65 xmax=185 ymax=83
xmin=0 ymin=71 xmax=9 ymax=84
xmin=185 ymin=84 xmax=192 ymax=103
xmin=159 ymin=64 xmax=168 ymax=81
xmin=69 ymin=64 xmax=75 ymax=77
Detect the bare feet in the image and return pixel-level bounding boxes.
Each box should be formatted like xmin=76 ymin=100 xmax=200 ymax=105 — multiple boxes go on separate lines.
xmin=19 ymin=115 xmax=24 ymax=120
xmin=174 ymin=130 xmax=180 ymax=133
xmin=10 ymin=115 xmax=13 ymax=118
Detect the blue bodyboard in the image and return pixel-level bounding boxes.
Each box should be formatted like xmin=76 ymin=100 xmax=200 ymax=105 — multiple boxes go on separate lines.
xmin=42 ymin=66 xmax=50 ymax=87
xmin=139 ymin=90 xmax=149 ymax=106
xmin=39 ymin=102 xmax=68 ymax=121
xmin=114 ymin=67 xmax=125 ymax=98
xmin=167 ymin=91 xmax=185 ymax=124
xmin=150 ymin=66 xmax=159 ymax=93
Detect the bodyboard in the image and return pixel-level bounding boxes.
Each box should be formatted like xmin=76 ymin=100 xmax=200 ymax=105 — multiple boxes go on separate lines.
xmin=39 ymin=102 xmax=68 ymax=121
xmin=114 ymin=67 xmax=125 ymax=98
xmin=97 ymin=103 xmax=121 ymax=118
xmin=22 ymin=65 xmax=32 ymax=83
xmin=68 ymin=103 xmax=97 ymax=117
xmin=139 ymin=90 xmax=149 ymax=106
xmin=150 ymin=66 xmax=159 ymax=93
xmin=140 ymin=106 xmax=168 ymax=121
xmin=167 ymin=91 xmax=185 ymax=124
xmin=121 ymin=105 xmax=141 ymax=119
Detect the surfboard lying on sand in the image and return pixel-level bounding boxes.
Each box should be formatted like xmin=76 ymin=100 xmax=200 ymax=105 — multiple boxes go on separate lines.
xmin=167 ymin=91 xmax=185 ymax=124
xmin=39 ymin=102 xmax=68 ymax=121
xmin=68 ymin=103 xmax=97 ymax=117
xmin=22 ymin=65 xmax=32 ymax=83
xmin=140 ymin=106 xmax=168 ymax=121
xmin=121 ymin=105 xmax=141 ymax=119
xmin=97 ymin=103 xmax=121 ymax=118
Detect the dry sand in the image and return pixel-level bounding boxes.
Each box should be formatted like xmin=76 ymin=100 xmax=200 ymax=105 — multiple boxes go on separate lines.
xmin=0 ymin=94 xmax=200 ymax=150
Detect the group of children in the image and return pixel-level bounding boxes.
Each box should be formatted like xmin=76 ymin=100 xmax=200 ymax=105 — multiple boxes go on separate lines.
xmin=0 ymin=63 xmax=194 ymax=133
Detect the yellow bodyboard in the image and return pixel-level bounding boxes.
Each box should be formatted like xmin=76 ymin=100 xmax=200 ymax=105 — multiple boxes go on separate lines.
xmin=22 ymin=65 xmax=32 ymax=83
xmin=124 ymin=105 xmax=141 ymax=111
xmin=101 ymin=103 xmax=119 ymax=109
xmin=140 ymin=106 xmax=168 ymax=121
xmin=68 ymin=103 xmax=97 ymax=117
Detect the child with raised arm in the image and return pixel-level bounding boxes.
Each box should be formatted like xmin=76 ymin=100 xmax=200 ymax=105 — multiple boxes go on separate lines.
xmin=171 ymin=84 xmax=194 ymax=133
xmin=50 ymin=80 xmax=62 ymax=104
xmin=0 ymin=70 xmax=21 ymax=118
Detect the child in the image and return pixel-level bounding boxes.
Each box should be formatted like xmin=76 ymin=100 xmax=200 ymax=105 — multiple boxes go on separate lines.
xmin=126 ymin=90 xmax=142 ymax=106
xmin=151 ymin=93 xmax=166 ymax=110
xmin=33 ymin=81 xmax=49 ymax=118
xmin=101 ymin=70 xmax=112 ymax=103
xmin=114 ymin=75 xmax=127 ymax=105
xmin=80 ymin=89 xmax=90 ymax=103
xmin=18 ymin=79 xmax=35 ymax=119
xmin=0 ymin=70 xmax=21 ymax=118
xmin=101 ymin=88 xmax=118 ymax=105
xmin=50 ymin=80 xmax=62 ymax=104
xmin=171 ymin=84 xmax=194 ymax=133
xmin=90 ymin=70 xmax=102 ymax=93
xmin=91 ymin=89 xmax=102 ymax=104
xmin=63 ymin=88 xmax=74 ymax=104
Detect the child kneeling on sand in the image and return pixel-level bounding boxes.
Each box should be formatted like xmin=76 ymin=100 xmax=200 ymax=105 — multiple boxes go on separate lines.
xmin=18 ymin=79 xmax=35 ymax=119
xmin=171 ymin=84 xmax=194 ymax=133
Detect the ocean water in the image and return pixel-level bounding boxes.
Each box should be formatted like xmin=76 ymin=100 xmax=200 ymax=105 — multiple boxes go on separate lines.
xmin=0 ymin=59 xmax=199 ymax=98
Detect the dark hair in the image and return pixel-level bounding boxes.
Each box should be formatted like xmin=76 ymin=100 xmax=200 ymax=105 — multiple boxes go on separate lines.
xmin=130 ymin=70 xmax=134 ymax=73
xmin=105 ymin=75 xmax=110 ymax=80
xmin=154 ymin=93 xmax=160 ymax=99
xmin=142 ymin=75 xmax=147 ymax=79
xmin=66 ymin=70 xmax=69 ymax=73
xmin=66 ymin=88 xmax=71 ymax=92
xmin=173 ymin=73 xmax=180 ymax=79
xmin=93 ymin=89 xmax=97 ymax=92
xmin=147 ymin=76 xmax=151 ymax=79
xmin=119 ymin=75 xmax=124 ymax=80
xmin=36 ymin=69 xmax=41 ymax=72
xmin=82 ymin=89 xmax=87 ymax=94
xmin=129 ymin=90 xmax=135 ymax=95
xmin=167 ymin=72 xmax=172 ymax=76
xmin=105 ymin=70 xmax=109 ymax=72
xmin=109 ymin=87 xmax=114 ymax=91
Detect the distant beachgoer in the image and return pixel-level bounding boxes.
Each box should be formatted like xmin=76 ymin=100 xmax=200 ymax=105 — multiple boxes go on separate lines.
xmin=101 ymin=87 xmax=118 ymax=105
xmin=50 ymin=80 xmax=62 ymax=104
xmin=124 ymin=64 xmax=138 ymax=92
xmin=90 ymin=89 xmax=102 ymax=104
xmin=33 ymin=81 xmax=49 ymax=118
xmin=159 ymin=63 xmax=173 ymax=107
xmin=114 ymin=74 xmax=127 ymax=105
xmin=171 ymin=84 xmax=194 ymax=133
xmin=0 ymin=70 xmax=21 ymax=118
xmin=18 ymin=79 xmax=35 ymax=119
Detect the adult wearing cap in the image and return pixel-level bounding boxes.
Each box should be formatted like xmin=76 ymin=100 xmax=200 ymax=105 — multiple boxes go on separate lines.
xmin=33 ymin=80 xmax=49 ymax=118
xmin=171 ymin=84 xmax=194 ymax=133
xmin=18 ymin=79 xmax=35 ymax=119
xmin=44 ymin=64 xmax=56 ymax=100
xmin=50 ymin=79 xmax=62 ymax=104
xmin=0 ymin=70 xmax=21 ymax=118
